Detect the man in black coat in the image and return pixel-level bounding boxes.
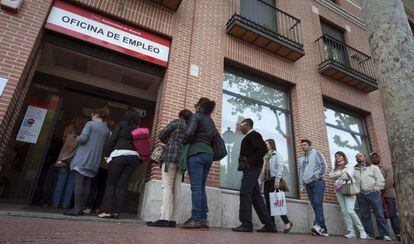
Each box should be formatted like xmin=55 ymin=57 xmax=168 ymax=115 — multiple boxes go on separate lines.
xmin=232 ymin=118 xmax=277 ymax=233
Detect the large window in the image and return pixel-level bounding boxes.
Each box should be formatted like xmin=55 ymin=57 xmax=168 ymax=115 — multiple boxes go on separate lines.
xmin=220 ymin=71 xmax=298 ymax=198
xmin=324 ymin=106 xmax=370 ymax=168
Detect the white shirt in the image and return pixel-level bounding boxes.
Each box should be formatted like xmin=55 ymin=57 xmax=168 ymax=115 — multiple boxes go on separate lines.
xmin=106 ymin=149 xmax=140 ymax=163
xmin=246 ymin=128 xmax=255 ymax=135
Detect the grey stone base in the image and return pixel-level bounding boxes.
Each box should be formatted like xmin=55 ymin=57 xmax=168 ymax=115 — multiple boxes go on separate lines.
xmin=138 ymin=180 xmax=348 ymax=234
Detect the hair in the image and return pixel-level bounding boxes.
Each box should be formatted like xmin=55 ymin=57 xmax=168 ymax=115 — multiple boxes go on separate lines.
xmin=241 ymin=118 xmax=254 ymax=128
xmin=334 ymin=151 xmax=349 ymax=171
xmin=265 ymin=139 xmax=276 ymax=151
xmin=196 ymin=97 xmax=216 ymax=115
xmin=123 ymin=108 xmax=140 ymax=127
xmin=93 ymin=107 xmax=110 ymax=120
xmin=72 ymin=116 xmax=87 ymax=135
xmin=179 ymin=109 xmax=193 ymax=121
xmin=301 ymin=139 xmax=312 ymax=146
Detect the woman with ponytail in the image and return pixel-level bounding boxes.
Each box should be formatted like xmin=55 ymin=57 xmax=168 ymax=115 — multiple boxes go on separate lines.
xmin=98 ymin=108 xmax=142 ymax=219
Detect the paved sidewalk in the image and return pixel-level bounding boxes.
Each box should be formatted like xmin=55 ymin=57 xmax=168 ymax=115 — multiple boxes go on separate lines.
xmin=0 ymin=216 xmax=399 ymax=244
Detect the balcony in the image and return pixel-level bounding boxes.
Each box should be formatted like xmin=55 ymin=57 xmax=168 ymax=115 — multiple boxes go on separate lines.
xmin=226 ymin=0 xmax=304 ymax=62
xmin=315 ymin=35 xmax=377 ymax=92
xmin=148 ymin=0 xmax=182 ymax=11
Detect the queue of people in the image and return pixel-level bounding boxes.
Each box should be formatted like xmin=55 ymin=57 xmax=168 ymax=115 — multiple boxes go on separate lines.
xmin=47 ymin=97 xmax=400 ymax=241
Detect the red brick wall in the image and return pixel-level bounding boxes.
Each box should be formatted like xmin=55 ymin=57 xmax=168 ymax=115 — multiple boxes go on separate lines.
xmin=0 ymin=0 xmax=393 ymax=204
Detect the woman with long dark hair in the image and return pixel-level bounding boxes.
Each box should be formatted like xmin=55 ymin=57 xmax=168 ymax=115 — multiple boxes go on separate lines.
xmin=260 ymin=139 xmax=293 ymax=233
xmin=64 ymin=108 xmax=110 ymax=216
xmin=98 ymin=108 xmax=141 ymax=219
xmin=182 ymin=97 xmax=217 ymax=230
xmin=329 ymin=151 xmax=367 ymax=239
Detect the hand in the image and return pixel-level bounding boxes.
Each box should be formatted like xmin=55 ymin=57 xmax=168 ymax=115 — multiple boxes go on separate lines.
xmin=300 ymin=187 xmax=306 ymax=193
xmin=274 ymin=182 xmax=280 ymax=190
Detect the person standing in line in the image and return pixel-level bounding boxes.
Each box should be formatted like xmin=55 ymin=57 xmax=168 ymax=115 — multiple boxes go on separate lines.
xmin=63 ymin=108 xmax=110 ymax=216
xmin=232 ymin=119 xmax=277 ymax=233
xmin=181 ymin=98 xmax=217 ymax=229
xmin=370 ymin=152 xmax=400 ymax=241
xmin=260 ymin=139 xmax=293 ymax=233
xmin=354 ymin=152 xmax=391 ymax=241
xmin=98 ymin=108 xmax=142 ymax=219
xmin=329 ymin=151 xmax=368 ymax=239
xmin=146 ymin=109 xmax=193 ymax=227
xmin=298 ymin=139 xmax=328 ymax=237
xmin=51 ymin=116 xmax=87 ymax=209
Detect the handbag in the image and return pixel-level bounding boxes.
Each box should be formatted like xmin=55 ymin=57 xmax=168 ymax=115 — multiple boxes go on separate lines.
xmin=212 ymin=132 xmax=227 ymax=161
xmin=237 ymin=156 xmax=249 ymax=171
xmin=339 ymin=172 xmax=361 ymax=196
xmin=278 ymin=178 xmax=289 ymax=192
xmin=269 ymin=190 xmax=288 ymax=216
xmin=57 ymin=146 xmax=78 ymax=167
xmin=150 ymin=143 xmax=165 ymax=164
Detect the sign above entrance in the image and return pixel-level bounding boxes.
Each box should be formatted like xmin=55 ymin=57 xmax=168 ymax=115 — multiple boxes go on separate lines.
xmin=45 ymin=0 xmax=170 ymax=67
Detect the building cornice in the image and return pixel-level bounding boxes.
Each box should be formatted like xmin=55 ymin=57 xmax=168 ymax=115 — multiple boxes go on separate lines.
xmin=315 ymin=0 xmax=366 ymax=29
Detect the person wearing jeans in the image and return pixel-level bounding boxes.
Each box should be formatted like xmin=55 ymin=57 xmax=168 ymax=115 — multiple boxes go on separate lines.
xmin=354 ymin=152 xmax=391 ymax=241
xmin=370 ymin=152 xmax=400 ymax=241
xmin=51 ymin=167 xmax=74 ymax=208
xmin=182 ymin=97 xmax=217 ymax=229
xmin=98 ymin=108 xmax=142 ymax=219
xmin=147 ymin=109 xmax=193 ymax=228
xmin=329 ymin=151 xmax=367 ymax=239
xmin=298 ymin=139 xmax=328 ymax=237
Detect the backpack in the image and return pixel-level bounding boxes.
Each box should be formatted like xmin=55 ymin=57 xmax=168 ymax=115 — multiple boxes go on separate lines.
xmin=131 ymin=127 xmax=152 ymax=161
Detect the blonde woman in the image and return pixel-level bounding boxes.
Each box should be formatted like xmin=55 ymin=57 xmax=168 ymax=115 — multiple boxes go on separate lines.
xmin=329 ymin=151 xmax=367 ymax=239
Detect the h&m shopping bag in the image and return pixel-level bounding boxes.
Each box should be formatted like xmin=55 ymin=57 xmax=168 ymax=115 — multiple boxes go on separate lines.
xmin=269 ymin=191 xmax=288 ymax=216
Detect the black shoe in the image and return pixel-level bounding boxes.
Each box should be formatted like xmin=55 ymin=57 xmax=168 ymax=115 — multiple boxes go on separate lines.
xmin=256 ymin=225 xmax=277 ymax=233
xmin=169 ymin=221 xmax=177 ymax=228
xmin=284 ymin=222 xmax=293 ymax=234
xmin=146 ymin=220 xmax=170 ymax=227
xmin=63 ymin=210 xmax=82 ymax=216
xmin=232 ymin=225 xmax=253 ymax=232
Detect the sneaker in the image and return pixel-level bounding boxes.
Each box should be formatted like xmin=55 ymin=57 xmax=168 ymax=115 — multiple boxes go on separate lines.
xmin=182 ymin=219 xmax=207 ymax=230
xmin=359 ymin=231 xmax=368 ymax=239
xmin=82 ymin=208 xmax=92 ymax=214
xmin=311 ymin=225 xmax=322 ymax=236
xmin=383 ymin=236 xmax=392 ymax=241
xmin=320 ymin=228 xmax=329 ymax=237
xmin=344 ymin=233 xmax=356 ymax=239
xmin=200 ymin=220 xmax=209 ymax=229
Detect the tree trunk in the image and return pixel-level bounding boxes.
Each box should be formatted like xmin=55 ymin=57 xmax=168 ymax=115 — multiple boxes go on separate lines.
xmin=363 ymin=1 xmax=414 ymax=243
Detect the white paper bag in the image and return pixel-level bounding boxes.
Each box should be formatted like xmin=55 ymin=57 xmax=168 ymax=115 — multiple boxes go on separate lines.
xmin=269 ymin=191 xmax=288 ymax=216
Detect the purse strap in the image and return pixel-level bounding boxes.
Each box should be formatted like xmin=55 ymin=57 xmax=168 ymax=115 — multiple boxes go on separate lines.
xmin=345 ymin=172 xmax=354 ymax=183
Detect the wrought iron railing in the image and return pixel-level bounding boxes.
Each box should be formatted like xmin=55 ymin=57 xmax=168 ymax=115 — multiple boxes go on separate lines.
xmin=227 ymin=0 xmax=303 ymax=49
xmin=315 ymin=34 xmax=376 ymax=81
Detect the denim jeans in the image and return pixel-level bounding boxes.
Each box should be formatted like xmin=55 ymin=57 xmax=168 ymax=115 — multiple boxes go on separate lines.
xmin=51 ymin=167 xmax=74 ymax=207
xmin=306 ymin=179 xmax=326 ymax=229
xmin=385 ymin=198 xmax=400 ymax=235
xmin=357 ymin=191 xmax=390 ymax=237
xmin=188 ymin=153 xmax=213 ymax=221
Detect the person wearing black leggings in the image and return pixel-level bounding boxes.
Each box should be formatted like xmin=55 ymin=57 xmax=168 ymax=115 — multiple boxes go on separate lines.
xmin=98 ymin=108 xmax=141 ymax=219
xmin=64 ymin=108 xmax=110 ymax=216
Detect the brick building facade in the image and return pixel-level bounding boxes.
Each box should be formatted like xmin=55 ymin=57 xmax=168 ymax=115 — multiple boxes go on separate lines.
xmin=0 ymin=0 xmax=410 ymax=234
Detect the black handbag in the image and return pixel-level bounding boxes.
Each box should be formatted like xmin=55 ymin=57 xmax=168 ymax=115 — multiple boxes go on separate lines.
xmin=237 ymin=156 xmax=249 ymax=171
xmin=212 ymin=132 xmax=227 ymax=161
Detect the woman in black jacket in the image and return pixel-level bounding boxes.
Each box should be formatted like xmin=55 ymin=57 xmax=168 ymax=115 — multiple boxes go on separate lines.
xmin=98 ymin=108 xmax=141 ymax=219
xmin=182 ymin=97 xmax=217 ymax=230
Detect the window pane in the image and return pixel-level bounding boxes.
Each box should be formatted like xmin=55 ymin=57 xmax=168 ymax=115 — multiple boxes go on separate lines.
xmin=326 ymin=126 xmax=370 ymax=168
xmin=220 ymin=93 xmax=298 ymax=198
xmin=324 ymin=107 xmax=365 ymax=134
xmin=223 ymin=72 xmax=288 ymax=110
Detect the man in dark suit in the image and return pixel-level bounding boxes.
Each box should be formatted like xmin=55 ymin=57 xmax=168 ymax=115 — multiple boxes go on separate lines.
xmin=232 ymin=118 xmax=277 ymax=233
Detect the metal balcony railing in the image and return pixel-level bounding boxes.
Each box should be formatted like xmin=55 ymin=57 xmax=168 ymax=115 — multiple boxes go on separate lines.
xmin=227 ymin=0 xmax=304 ymax=61
xmin=315 ymin=34 xmax=377 ymax=88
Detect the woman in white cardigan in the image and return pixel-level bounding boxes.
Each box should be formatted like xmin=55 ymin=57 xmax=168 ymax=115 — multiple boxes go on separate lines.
xmin=329 ymin=151 xmax=367 ymax=239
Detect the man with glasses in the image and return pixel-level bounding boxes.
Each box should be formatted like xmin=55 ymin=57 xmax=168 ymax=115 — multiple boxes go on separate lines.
xmin=232 ymin=118 xmax=277 ymax=233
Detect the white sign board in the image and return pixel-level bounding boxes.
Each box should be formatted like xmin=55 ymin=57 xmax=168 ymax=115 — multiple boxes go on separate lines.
xmin=16 ymin=106 xmax=48 ymax=144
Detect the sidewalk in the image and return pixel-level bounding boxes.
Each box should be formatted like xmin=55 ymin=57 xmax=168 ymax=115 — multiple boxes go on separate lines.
xmin=0 ymin=215 xmax=398 ymax=244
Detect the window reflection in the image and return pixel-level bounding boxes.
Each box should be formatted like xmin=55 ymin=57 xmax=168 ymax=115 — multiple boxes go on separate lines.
xmin=220 ymin=72 xmax=298 ymax=198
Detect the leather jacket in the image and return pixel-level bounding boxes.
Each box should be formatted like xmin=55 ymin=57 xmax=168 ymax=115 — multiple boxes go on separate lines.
xmin=184 ymin=111 xmax=216 ymax=146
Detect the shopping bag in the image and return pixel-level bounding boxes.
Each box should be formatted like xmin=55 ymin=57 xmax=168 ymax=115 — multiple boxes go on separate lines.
xmin=269 ymin=190 xmax=287 ymax=216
